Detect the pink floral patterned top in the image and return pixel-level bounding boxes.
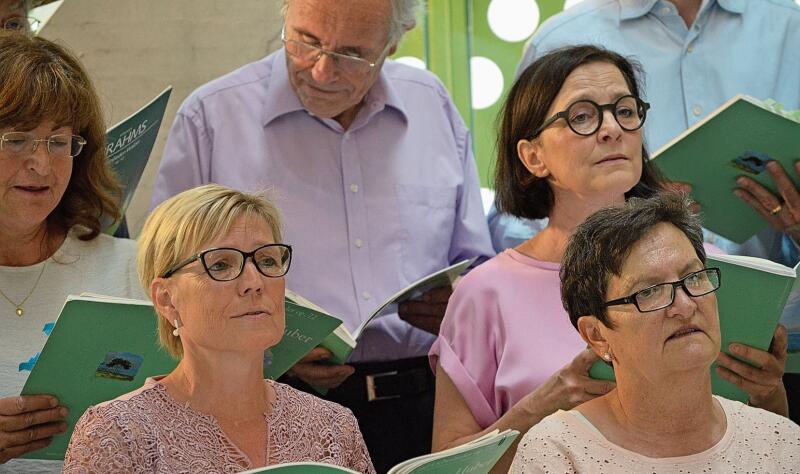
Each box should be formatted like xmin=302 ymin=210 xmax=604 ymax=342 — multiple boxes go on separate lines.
xmin=62 ymin=378 xmax=375 ymax=473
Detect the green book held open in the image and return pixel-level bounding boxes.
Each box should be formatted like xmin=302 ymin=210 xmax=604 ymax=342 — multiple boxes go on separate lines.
xmin=286 ymin=258 xmax=475 ymax=365
xmin=590 ymin=253 xmax=800 ymax=402
xmin=652 ymin=95 xmax=800 ymax=244
xmin=104 ymin=86 xmax=172 ymax=236
xmin=239 ymin=429 xmax=519 ymax=474
xmin=21 ymin=293 xmax=341 ymax=460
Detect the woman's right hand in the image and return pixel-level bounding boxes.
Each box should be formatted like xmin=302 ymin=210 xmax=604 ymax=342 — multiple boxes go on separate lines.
xmin=519 ymin=348 xmax=615 ymax=418
xmin=0 ymin=395 xmax=68 ymax=463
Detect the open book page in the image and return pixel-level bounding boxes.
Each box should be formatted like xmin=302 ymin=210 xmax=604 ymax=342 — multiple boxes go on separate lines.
xmin=387 ymin=429 xmax=519 ymax=473
xmin=76 ymin=292 xmax=153 ymax=305
xmin=705 ymin=253 xmax=798 ymax=277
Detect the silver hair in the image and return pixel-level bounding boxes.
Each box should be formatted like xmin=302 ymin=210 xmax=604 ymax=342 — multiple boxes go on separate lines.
xmin=281 ymin=0 xmax=421 ymax=47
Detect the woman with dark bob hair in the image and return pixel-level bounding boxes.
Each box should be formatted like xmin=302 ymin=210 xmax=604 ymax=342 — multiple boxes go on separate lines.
xmin=511 ymin=192 xmax=799 ymax=472
xmin=429 ymin=45 xmax=786 ymax=472
xmin=0 ymin=33 xmax=144 ymax=471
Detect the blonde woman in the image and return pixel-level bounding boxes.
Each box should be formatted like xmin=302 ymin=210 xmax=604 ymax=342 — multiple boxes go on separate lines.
xmin=63 ymin=184 xmax=374 ymax=473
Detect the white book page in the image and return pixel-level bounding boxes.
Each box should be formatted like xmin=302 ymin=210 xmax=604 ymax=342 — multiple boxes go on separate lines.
xmin=706 ymin=253 xmax=796 ymax=277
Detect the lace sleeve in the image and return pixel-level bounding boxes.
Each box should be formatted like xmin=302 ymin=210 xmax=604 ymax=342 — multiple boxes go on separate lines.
xmin=62 ymin=405 xmax=152 ymax=473
xmin=341 ymin=410 xmax=375 ymax=474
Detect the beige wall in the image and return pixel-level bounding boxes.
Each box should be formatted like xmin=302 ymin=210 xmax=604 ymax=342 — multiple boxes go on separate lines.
xmin=39 ymin=0 xmax=284 ymax=235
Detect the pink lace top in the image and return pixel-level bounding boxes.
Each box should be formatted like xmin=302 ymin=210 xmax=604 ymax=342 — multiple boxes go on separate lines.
xmin=62 ymin=378 xmax=375 ymax=473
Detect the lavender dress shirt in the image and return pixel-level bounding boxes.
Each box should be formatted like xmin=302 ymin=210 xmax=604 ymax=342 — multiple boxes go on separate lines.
xmin=151 ymin=49 xmax=494 ymax=362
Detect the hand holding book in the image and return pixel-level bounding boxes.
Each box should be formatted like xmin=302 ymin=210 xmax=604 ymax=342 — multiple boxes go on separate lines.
xmin=398 ymin=285 xmax=454 ymax=335
xmin=734 ymin=160 xmax=800 ymax=243
xmin=286 ymin=347 xmax=354 ymax=390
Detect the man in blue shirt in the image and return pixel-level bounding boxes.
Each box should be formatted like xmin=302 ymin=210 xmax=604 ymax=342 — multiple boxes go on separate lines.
xmin=492 ymin=0 xmax=800 ymax=419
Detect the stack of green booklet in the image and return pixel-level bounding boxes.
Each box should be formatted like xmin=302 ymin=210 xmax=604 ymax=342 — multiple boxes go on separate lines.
xmin=590 ymin=253 xmax=800 ymax=400
xmin=652 ymin=94 xmax=800 ymax=244
xmin=21 ymin=293 xmax=342 ymax=460
xmin=239 ymin=429 xmax=519 ymax=473
xmin=286 ymin=258 xmax=474 ymax=365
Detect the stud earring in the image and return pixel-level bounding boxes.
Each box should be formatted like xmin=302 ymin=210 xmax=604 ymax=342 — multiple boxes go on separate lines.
xmin=173 ymin=319 xmax=181 ymax=337
xmin=603 ymin=353 xmax=612 ymax=361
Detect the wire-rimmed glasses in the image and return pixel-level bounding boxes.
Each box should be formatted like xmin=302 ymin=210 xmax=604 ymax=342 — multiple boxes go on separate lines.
xmin=0 ymin=132 xmax=87 ymax=159
xmin=281 ymin=27 xmax=386 ymax=75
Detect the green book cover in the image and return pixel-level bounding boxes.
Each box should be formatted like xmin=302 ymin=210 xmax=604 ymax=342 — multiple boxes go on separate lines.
xmin=240 ymin=430 xmax=518 ymax=474
xmin=103 ymin=86 xmax=172 ymax=235
xmin=287 ymin=258 xmax=475 ymax=365
xmin=21 ymin=294 xmax=342 ymax=460
xmin=652 ymin=95 xmax=800 ymax=244
xmin=239 ymin=462 xmax=358 ymax=473
xmin=590 ymin=254 xmax=800 ymax=401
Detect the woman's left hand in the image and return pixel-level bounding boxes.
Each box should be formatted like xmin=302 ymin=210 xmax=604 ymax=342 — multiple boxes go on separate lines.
xmin=715 ymin=325 xmax=789 ymax=417
xmin=734 ymin=161 xmax=800 ymax=242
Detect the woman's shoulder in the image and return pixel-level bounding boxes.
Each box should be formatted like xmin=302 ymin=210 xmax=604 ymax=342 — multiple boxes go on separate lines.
xmin=457 ymin=250 xmax=558 ymax=292
xmin=717 ymin=396 xmax=800 ymax=437
xmin=82 ymin=380 xmax=165 ymax=423
xmin=64 ymin=228 xmax=137 ymax=257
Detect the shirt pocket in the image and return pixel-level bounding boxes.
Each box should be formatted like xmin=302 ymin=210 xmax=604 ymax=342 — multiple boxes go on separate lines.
xmin=394 ymin=184 xmax=457 ymax=282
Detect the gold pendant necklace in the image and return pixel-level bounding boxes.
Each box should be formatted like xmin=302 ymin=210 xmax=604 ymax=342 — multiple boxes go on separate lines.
xmin=0 ymin=261 xmax=47 ymax=317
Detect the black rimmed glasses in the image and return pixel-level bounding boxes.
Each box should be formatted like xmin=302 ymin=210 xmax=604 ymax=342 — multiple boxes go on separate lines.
xmin=604 ymin=268 xmax=721 ymax=313
xmin=161 ymin=244 xmax=293 ymax=282
xmin=532 ymin=95 xmax=650 ymax=138
xmin=281 ymin=27 xmax=387 ymax=75
xmin=0 ymin=132 xmax=87 ymax=159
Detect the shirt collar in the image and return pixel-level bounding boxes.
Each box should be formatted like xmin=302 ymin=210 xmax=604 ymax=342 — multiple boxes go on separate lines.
xmin=262 ymin=49 xmax=409 ymax=127
xmin=619 ymin=0 xmax=744 ymax=21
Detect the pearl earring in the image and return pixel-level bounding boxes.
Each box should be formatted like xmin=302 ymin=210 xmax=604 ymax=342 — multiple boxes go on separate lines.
xmin=603 ymin=353 xmax=612 ymax=361
xmin=172 ymin=319 xmax=181 ymax=337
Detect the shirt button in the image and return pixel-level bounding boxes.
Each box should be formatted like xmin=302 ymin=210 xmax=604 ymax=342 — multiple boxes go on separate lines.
xmin=350 ymin=184 xmax=359 ymax=193
xmin=687 ymin=44 xmax=694 ymax=54
xmin=692 ymin=105 xmax=702 ymax=116
xmin=661 ymin=6 xmax=670 ymax=14
xmin=355 ymin=238 xmax=363 ymax=248
xmin=343 ymin=132 xmax=350 ymax=140
xmin=362 ymin=291 xmax=371 ymax=300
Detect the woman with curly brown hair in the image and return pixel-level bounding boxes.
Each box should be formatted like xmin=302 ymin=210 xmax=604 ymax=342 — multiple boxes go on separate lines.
xmin=0 ymin=32 xmax=144 ymax=472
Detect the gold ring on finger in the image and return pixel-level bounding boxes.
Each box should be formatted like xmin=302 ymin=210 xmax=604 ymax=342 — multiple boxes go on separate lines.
xmin=770 ymin=204 xmax=782 ymax=215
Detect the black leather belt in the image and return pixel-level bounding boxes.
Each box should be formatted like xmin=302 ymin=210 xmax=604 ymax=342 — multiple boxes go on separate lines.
xmin=331 ymin=356 xmax=435 ymax=403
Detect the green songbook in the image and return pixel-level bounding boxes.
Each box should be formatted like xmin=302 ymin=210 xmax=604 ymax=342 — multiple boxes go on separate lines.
xmin=652 ymin=95 xmax=800 ymax=244
xmin=590 ymin=254 xmax=800 ymax=401
xmin=21 ymin=293 xmax=342 ymax=460
xmin=239 ymin=429 xmax=519 ymax=474
xmin=103 ymin=86 xmax=172 ymax=236
xmin=286 ymin=258 xmax=475 ymax=365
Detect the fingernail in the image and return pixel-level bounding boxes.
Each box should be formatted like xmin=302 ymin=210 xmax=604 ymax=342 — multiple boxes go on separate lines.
xmin=736 ymin=177 xmax=747 ymax=185
xmin=59 ymin=407 xmax=68 ymax=417
xmin=49 ymin=397 xmax=58 ymax=408
xmin=729 ymin=344 xmax=741 ymax=353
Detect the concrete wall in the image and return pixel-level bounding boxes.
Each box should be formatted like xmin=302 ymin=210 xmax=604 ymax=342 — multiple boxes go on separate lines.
xmin=39 ymin=0 xmax=284 ymax=235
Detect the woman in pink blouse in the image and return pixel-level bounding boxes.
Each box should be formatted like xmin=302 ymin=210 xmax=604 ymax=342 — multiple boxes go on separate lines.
xmin=63 ymin=184 xmax=374 ymax=473
xmin=429 ymin=45 xmax=788 ymax=473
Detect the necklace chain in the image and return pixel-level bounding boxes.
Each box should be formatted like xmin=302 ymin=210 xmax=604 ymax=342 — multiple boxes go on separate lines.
xmin=0 ymin=260 xmax=47 ymax=317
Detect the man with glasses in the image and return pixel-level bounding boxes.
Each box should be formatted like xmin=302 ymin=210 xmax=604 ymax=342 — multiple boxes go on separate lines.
xmin=0 ymin=0 xmax=43 ymax=34
xmin=490 ymin=0 xmax=798 ymax=421
xmin=151 ymin=0 xmax=494 ymax=470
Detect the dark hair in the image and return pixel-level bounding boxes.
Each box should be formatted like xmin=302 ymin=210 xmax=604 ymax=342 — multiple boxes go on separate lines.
xmin=0 ymin=32 xmax=121 ymax=240
xmin=494 ymin=44 xmax=665 ymax=220
xmin=560 ymin=192 xmax=706 ymax=330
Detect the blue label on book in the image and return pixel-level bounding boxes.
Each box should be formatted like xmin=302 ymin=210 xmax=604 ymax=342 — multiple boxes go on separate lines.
xmin=95 ymin=352 xmax=144 ymax=381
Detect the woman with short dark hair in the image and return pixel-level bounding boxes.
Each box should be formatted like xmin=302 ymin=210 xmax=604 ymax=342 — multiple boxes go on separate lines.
xmin=511 ymin=192 xmax=800 ymax=472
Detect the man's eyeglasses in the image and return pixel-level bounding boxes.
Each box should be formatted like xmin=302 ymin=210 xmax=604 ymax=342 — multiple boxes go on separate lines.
xmin=281 ymin=27 xmax=385 ymax=75
xmin=532 ymin=95 xmax=650 ymax=138
xmin=2 ymin=16 xmax=40 ymax=31
xmin=604 ymin=268 xmax=721 ymax=313
xmin=0 ymin=132 xmax=87 ymax=159
xmin=161 ymin=244 xmax=293 ymax=282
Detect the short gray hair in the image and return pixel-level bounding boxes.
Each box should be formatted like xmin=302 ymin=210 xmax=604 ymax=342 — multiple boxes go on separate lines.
xmin=281 ymin=0 xmax=421 ymax=47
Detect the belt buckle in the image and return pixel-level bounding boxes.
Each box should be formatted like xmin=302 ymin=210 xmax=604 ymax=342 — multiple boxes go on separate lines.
xmin=365 ymin=370 xmax=400 ymax=402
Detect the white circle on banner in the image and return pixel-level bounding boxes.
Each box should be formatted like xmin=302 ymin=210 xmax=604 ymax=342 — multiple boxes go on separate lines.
xmin=394 ymin=56 xmax=426 ymax=70
xmin=471 ymin=57 xmax=504 ymax=110
xmin=487 ymin=0 xmax=540 ymax=43
xmin=564 ymin=0 xmax=587 ymax=9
